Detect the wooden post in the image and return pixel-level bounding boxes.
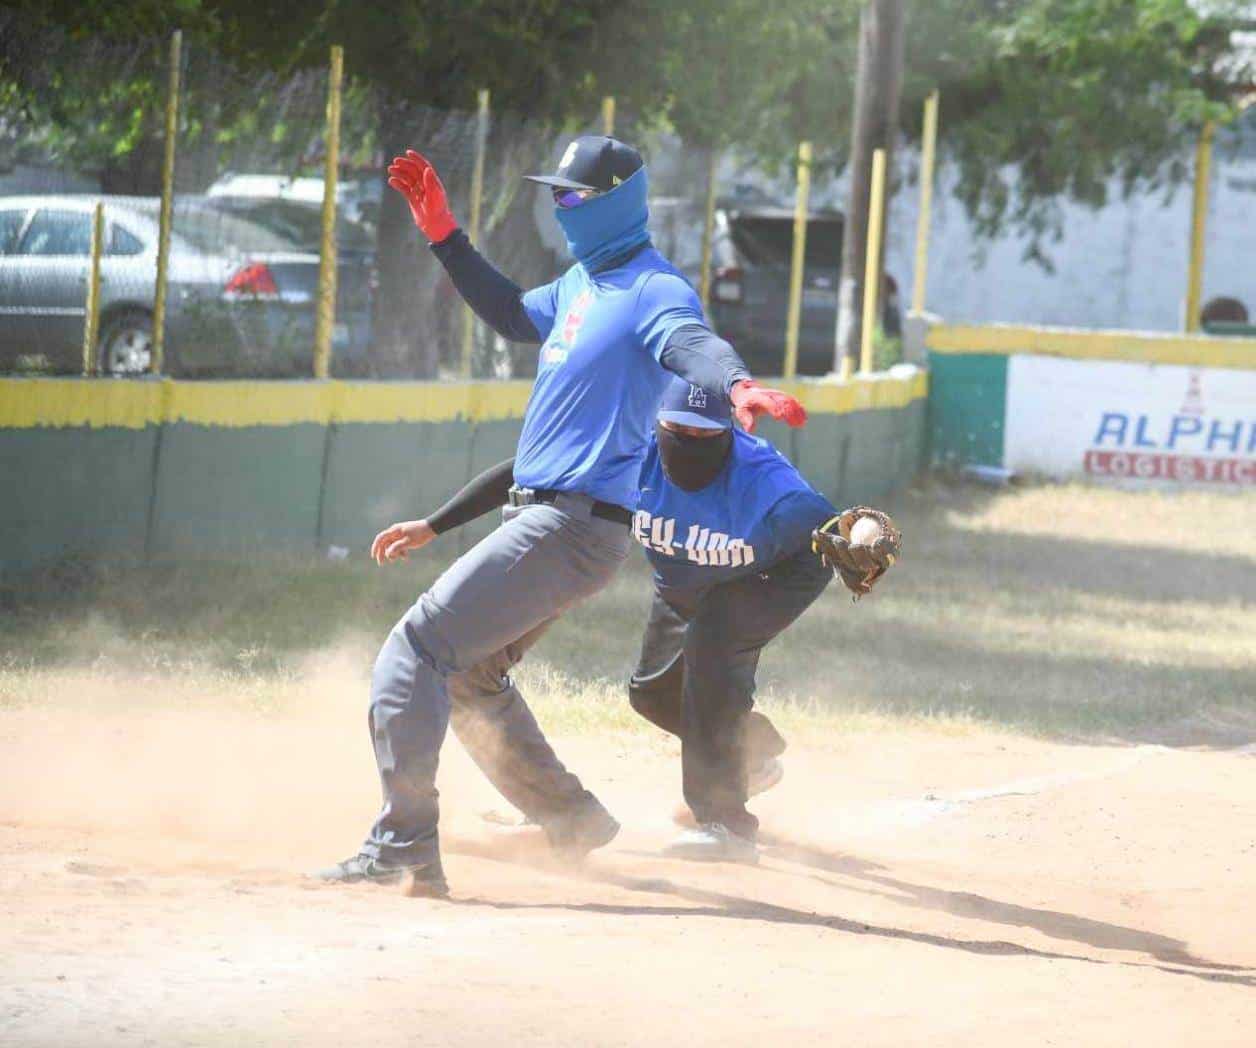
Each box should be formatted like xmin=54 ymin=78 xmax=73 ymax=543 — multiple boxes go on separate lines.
xmin=783 ymin=141 xmax=813 ymax=379
xmin=82 ymin=202 xmax=105 ymax=376
xmin=859 ymin=148 xmax=887 ymax=373
xmin=601 ymin=96 xmax=616 ymax=137
xmin=313 ymin=46 xmax=344 ymax=379
xmin=462 ymin=88 xmax=490 ymax=377
xmin=1185 ymin=120 xmax=1214 ymax=333
xmin=910 ymin=89 xmax=939 ymax=315
xmin=152 ymin=29 xmax=181 ymax=375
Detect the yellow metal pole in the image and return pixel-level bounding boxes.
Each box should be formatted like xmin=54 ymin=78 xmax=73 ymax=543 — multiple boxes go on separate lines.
xmin=313 ymin=45 xmax=344 ymax=379
xmin=152 ymin=29 xmax=181 ymax=375
xmin=859 ymin=148 xmax=887 ymax=373
xmin=461 ymin=88 xmax=490 ymax=377
xmin=910 ymin=89 xmax=939 ymax=315
xmin=698 ymin=147 xmax=720 ymax=314
xmin=783 ymin=141 xmax=813 ymax=380
xmin=601 ymin=96 xmax=616 ymax=137
xmin=82 ymin=202 xmax=104 ymax=376
xmin=1185 ymin=120 xmax=1214 ymax=333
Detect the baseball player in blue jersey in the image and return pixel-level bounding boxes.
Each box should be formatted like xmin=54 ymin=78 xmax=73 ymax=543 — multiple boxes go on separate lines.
xmin=628 ymin=378 xmax=901 ymax=863
xmin=317 ymin=137 xmax=807 ymax=895
xmin=382 ymin=375 xmax=900 ymax=870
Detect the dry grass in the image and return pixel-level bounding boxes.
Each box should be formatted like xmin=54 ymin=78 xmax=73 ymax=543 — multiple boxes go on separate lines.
xmin=2 ymin=481 xmax=1254 ymax=743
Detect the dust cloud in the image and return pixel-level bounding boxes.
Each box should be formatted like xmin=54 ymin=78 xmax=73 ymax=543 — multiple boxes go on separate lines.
xmin=0 ymin=645 xmax=648 ymax=876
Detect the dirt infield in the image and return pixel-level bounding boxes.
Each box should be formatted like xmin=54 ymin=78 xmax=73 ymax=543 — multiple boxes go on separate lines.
xmin=3 ymin=702 xmax=1255 ymax=1047
xmin=3 ymin=482 xmax=1255 ymax=1045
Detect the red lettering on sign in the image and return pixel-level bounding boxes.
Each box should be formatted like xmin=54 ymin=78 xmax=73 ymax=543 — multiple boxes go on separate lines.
xmin=1083 ymin=450 xmax=1255 ymax=485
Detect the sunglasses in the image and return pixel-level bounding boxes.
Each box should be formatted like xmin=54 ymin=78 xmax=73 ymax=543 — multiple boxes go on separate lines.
xmin=553 ymin=187 xmax=601 ymax=209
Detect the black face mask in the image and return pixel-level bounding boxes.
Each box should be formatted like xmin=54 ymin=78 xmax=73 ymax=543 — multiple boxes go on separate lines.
xmin=656 ymin=423 xmax=732 ymax=492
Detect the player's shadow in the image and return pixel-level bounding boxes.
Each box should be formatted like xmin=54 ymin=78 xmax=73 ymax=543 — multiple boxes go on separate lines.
xmin=756 ymin=832 xmax=1235 ymax=972
xmin=448 ymin=836 xmax=1255 ymax=986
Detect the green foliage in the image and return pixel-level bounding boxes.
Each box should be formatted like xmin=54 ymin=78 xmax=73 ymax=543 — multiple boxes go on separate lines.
xmin=582 ymin=0 xmax=861 ymax=167
xmin=872 ymin=327 xmax=904 ymax=371
xmin=910 ymin=0 xmax=1248 ymax=255
xmin=3 ymin=0 xmax=1250 ymax=239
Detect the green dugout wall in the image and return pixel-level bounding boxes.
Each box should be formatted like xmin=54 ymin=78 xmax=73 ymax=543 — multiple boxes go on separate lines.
xmin=0 ymin=370 xmax=927 ymax=576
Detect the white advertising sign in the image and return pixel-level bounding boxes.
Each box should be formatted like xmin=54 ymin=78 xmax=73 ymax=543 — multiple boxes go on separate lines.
xmin=1003 ymin=355 xmax=1256 ymax=486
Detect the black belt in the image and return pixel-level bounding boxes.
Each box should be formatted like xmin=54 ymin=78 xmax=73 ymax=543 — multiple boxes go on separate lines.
xmin=508 ymin=486 xmax=632 ymax=526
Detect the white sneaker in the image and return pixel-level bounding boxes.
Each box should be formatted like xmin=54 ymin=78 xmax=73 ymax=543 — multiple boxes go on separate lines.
xmin=746 ymin=757 xmax=784 ymax=798
xmin=663 ymin=822 xmax=759 ymax=864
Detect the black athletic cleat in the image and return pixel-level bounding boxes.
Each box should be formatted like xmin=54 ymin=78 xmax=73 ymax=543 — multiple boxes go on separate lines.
xmin=542 ymin=796 xmax=621 ymax=857
xmin=313 ymin=854 xmax=449 ymax=897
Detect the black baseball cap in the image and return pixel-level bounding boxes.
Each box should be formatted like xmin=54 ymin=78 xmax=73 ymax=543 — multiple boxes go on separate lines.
xmin=524 ymin=136 xmax=644 ymax=192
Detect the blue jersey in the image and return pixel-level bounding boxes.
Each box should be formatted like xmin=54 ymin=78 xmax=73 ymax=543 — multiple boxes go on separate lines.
xmin=514 ymin=248 xmax=705 ymax=509
xmin=633 ymin=430 xmax=836 ymax=599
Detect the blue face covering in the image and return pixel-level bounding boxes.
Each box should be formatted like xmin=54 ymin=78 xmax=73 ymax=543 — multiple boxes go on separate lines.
xmin=554 ymin=166 xmax=652 ymax=273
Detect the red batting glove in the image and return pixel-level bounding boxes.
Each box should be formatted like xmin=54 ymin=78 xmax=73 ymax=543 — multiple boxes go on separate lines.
xmin=387 ymin=149 xmax=458 ymax=244
xmin=729 ymin=379 xmax=808 ymax=434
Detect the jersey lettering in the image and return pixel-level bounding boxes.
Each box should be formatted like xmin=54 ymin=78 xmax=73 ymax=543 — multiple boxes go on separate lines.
xmin=634 ymin=510 xmax=676 ymax=556
xmin=634 ymin=510 xmax=754 ymax=567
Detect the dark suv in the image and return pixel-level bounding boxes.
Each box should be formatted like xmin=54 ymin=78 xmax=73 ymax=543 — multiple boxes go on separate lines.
xmin=706 ymin=204 xmax=899 ymax=376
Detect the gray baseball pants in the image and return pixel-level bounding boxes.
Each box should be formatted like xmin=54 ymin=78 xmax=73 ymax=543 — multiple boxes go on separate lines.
xmin=360 ymin=494 xmax=631 ymax=867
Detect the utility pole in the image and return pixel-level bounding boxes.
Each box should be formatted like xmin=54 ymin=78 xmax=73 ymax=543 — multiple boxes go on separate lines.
xmin=834 ymin=0 xmax=906 ymax=375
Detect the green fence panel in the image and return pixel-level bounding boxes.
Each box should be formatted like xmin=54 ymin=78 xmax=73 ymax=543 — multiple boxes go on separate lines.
xmin=1 ymin=376 xmax=928 ymax=575
xmin=319 ymin=421 xmax=476 ymax=554
xmin=901 ymin=397 xmax=927 ymax=485
xmin=927 ymin=352 xmax=1008 ymax=468
xmin=790 ymin=412 xmax=849 ymax=506
xmin=841 ymin=408 xmax=903 ymax=503
xmin=715 ymin=403 xmax=919 ymax=509
xmin=457 ymin=419 xmax=525 ymax=550
xmin=149 ymin=423 xmax=327 ymax=556
xmin=0 ymin=427 xmax=157 ymax=575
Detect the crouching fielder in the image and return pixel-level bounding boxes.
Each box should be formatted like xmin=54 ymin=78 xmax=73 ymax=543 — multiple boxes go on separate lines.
xmin=629 ymin=378 xmax=901 ymax=864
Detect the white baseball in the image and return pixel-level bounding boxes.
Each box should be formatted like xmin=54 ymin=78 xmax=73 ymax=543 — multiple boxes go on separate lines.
xmin=849 ymin=516 xmax=883 ymax=546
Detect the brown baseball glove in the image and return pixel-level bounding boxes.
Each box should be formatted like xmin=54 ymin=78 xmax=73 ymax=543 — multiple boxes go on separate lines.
xmin=812 ymin=506 xmax=902 ymax=597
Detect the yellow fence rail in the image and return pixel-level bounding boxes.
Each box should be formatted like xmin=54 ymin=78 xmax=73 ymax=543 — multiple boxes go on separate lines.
xmin=0 ymin=369 xmax=927 ymax=432
xmin=927 ymin=322 xmax=1256 ymax=370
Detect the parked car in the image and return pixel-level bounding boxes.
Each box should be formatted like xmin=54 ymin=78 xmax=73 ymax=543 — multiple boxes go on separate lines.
xmin=204 ymin=194 xmax=377 ymax=353
xmin=204 ymin=195 xmax=376 ymax=261
xmin=206 ymin=172 xmax=381 ymax=230
xmin=0 ymin=195 xmax=373 ymax=377
xmin=705 ymin=204 xmax=901 ymax=376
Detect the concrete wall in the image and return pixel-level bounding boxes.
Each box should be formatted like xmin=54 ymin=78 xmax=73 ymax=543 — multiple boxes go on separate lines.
xmin=1 ymin=370 xmax=928 ymax=577
xmin=925 ymin=322 xmax=1256 ymax=479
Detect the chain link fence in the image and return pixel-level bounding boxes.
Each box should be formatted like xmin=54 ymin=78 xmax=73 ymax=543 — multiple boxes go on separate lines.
xmin=4 ymin=10 xmax=1253 ymax=383
xmin=0 ymin=16 xmax=595 ymax=380
xmin=1 ymin=11 xmax=904 ymax=382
